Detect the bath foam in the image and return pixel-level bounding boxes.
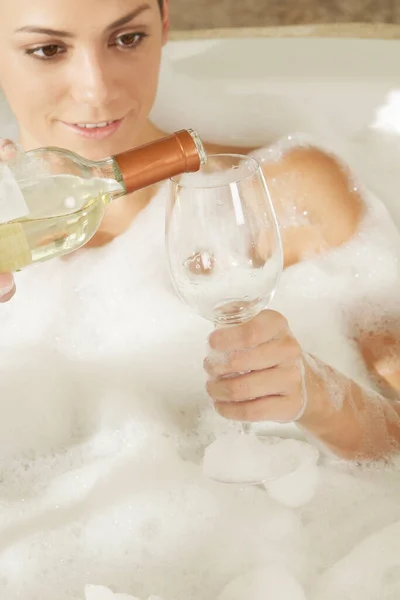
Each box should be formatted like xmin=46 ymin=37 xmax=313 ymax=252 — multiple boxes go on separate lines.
xmin=2 ymin=52 xmax=400 ymax=600
xmin=1 ymin=139 xmax=400 ymax=598
xmin=216 ymin=565 xmax=307 ymax=600
xmin=85 ymin=584 xmax=165 ymax=600
xmin=311 ymin=518 xmax=400 ymax=600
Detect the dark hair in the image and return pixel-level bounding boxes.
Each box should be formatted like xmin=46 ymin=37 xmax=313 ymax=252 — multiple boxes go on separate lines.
xmin=158 ymin=0 xmax=163 ymax=13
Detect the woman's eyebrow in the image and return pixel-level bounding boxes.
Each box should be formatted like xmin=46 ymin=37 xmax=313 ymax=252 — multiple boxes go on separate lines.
xmin=14 ymin=4 xmax=152 ymax=38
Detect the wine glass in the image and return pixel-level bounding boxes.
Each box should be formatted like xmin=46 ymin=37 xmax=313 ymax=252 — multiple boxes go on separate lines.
xmin=166 ymin=154 xmax=284 ymax=484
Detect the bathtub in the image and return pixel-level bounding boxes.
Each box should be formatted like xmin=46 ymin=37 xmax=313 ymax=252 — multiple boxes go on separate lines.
xmin=153 ymin=23 xmax=400 ymax=143
xmin=1 ymin=23 xmax=400 ymax=600
xmin=152 ymin=23 xmax=400 ymax=236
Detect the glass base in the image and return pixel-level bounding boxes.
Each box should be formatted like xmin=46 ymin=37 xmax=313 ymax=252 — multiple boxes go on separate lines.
xmin=202 ymin=431 xmax=279 ymax=486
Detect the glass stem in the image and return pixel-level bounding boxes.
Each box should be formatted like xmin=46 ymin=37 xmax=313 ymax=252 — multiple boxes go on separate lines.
xmin=240 ymin=422 xmax=252 ymax=435
xmin=214 ymin=321 xmax=253 ymax=437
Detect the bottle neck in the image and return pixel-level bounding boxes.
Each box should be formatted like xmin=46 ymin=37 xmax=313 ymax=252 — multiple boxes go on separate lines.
xmin=88 ymin=157 xmax=127 ymax=199
xmin=112 ymin=129 xmax=206 ymax=194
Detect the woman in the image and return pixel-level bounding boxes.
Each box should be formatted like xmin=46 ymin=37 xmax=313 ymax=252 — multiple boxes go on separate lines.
xmin=0 ymin=0 xmax=399 ymax=464
xmin=0 ymin=272 xmax=14 ymax=302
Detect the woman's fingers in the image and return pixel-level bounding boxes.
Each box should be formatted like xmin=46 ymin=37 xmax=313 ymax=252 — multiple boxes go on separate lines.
xmin=205 ymin=310 xmax=307 ymax=423
xmin=204 ymin=334 xmax=300 ymax=377
xmin=0 ymin=139 xmax=19 ymax=162
xmin=0 ymin=273 xmax=15 ymax=302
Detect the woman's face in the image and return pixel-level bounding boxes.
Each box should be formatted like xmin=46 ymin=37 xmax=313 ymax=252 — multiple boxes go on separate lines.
xmin=0 ymin=0 xmax=168 ymax=159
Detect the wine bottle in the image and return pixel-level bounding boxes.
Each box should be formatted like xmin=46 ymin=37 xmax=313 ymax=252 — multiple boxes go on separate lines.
xmin=0 ymin=129 xmax=206 ymax=272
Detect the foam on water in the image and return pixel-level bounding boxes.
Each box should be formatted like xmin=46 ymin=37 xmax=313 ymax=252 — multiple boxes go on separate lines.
xmin=2 ymin=49 xmax=400 ymax=600
xmin=216 ymin=565 xmax=307 ymax=600
xmin=85 ymin=584 xmax=162 ymax=599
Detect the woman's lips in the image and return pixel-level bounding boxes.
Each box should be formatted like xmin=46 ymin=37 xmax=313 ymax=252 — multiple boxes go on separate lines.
xmin=62 ymin=118 xmax=124 ymax=140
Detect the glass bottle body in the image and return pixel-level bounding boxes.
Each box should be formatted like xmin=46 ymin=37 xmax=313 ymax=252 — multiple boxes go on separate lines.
xmin=0 ymin=129 xmax=206 ymax=271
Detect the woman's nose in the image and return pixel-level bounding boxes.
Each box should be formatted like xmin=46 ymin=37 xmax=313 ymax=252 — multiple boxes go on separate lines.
xmin=69 ymin=52 xmax=119 ymax=107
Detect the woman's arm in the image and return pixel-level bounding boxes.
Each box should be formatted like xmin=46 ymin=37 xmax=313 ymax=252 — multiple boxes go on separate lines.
xmin=204 ymin=310 xmax=400 ymax=461
xmin=355 ymin=324 xmax=400 ymax=395
xmin=298 ymin=353 xmax=400 ymax=461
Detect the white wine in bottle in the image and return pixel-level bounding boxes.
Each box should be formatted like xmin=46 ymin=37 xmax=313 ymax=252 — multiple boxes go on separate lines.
xmin=0 ymin=174 xmax=121 ymax=272
xmin=0 ymin=129 xmax=207 ymax=272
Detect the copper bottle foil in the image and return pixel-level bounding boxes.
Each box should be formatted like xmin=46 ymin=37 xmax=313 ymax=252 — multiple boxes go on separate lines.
xmin=113 ymin=129 xmax=207 ymax=194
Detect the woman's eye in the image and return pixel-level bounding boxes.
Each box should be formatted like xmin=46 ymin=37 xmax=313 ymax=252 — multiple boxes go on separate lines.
xmin=114 ymin=33 xmax=147 ymax=49
xmin=26 ymin=45 xmax=64 ymax=60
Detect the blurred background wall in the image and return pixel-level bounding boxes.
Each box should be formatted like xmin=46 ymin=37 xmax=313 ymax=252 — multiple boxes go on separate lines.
xmin=169 ymin=0 xmax=397 ymax=31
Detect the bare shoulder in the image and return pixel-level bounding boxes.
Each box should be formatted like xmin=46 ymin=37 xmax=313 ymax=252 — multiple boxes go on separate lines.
xmin=203 ymin=139 xmax=365 ymax=264
xmin=205 ymin=140 xmax=364 ymax=242
xmin=261 ymin=146 xmax=365 ymax=248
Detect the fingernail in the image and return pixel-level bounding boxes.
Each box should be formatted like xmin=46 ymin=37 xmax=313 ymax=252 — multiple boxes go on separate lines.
xmin=0 ymin=141 xmax=18 ymax=162
xmin=0 ymin=284 xmax=14 ymax=298
xmin=0 ymin=276 xmax=14 ymax=297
